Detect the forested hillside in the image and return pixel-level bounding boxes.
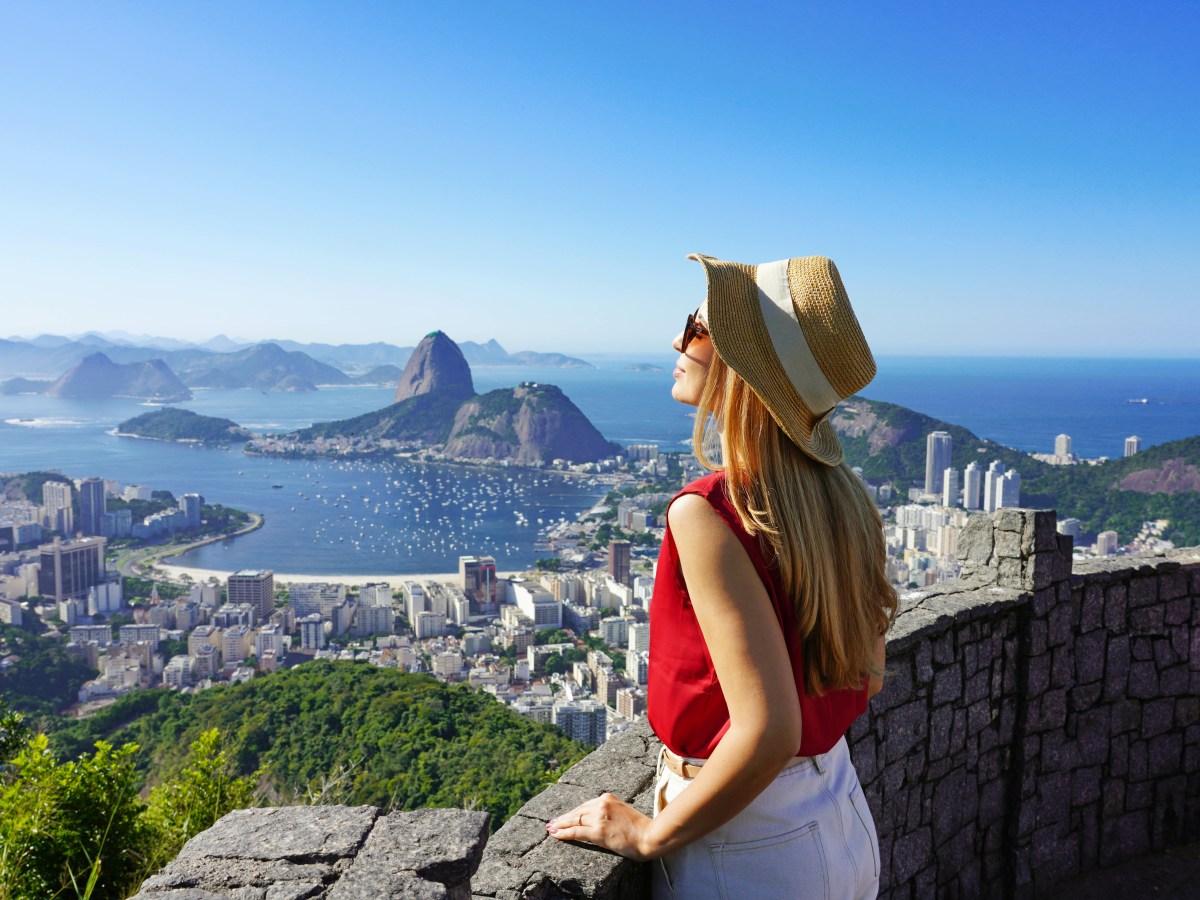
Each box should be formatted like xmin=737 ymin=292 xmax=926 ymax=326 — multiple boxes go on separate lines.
xmin=51 ymin=661 xmax=587 ymax=828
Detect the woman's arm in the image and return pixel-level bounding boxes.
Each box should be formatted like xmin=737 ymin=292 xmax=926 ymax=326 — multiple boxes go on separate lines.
xmin=548 ymin=492 xmax=802 ymax=860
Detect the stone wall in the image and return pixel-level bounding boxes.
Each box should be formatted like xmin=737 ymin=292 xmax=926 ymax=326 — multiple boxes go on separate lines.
xmin=136 ymin=507 xmax=1200 ymax=899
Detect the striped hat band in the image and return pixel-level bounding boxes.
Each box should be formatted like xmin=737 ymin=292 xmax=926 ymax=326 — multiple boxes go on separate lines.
xmin=687 ymin=253 xmax=877 ymax=466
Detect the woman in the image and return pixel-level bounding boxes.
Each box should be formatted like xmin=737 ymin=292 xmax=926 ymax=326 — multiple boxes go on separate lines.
xmin=548 ymin=254 xmax=897 ymax=899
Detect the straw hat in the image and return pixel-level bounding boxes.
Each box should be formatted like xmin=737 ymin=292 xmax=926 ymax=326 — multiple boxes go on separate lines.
xmin=688 ymin=253 xmax=876 ymax=467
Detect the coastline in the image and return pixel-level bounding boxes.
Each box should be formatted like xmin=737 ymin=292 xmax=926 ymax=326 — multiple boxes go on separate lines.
xmin=152 ymin=561 xmax=507 ymax=589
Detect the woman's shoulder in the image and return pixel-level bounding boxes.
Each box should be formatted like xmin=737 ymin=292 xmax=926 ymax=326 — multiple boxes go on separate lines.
xmin=676 ymin=469 xmax=726 ymax=500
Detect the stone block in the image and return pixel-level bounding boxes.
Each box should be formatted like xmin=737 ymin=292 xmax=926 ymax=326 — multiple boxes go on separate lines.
xmin=1053 ymin=534 xmax=1074 ymax=580
xmin=993 ymin=507 xmax=1024 ymax=534
xmin=915 ymin=641 xmax=933 ymax=684
xmin=884 ymin=700 xmax=929 ymax=762
xmin=178 ymin=806 xmax=379 ymax=863
xmin=1072 ymin=766 xmax=1101 ymax=806
xmin=1049 ymin=601 xmax=1077 ymax=647
xmin=995 ymin=528 xmax=1021 ymax=559
xmin=1040 ymin=732 xmax=1079 ymax=773
xmin=967 ymin=699 xmax=993 ymax=736
xmin=1050 ymin=646 xmax=1074 ymax=688
xmin=1027 ymin=652 xmax=1050 ymax=695
xmin=890 ymin=826 xmax=933 ymax=884
xmin=1165 ymin=598 xmax=1191 ymax=626
xmin=1152 ymin=777 xmax=1188 ymax=849
xmin=1029 ymin=689 xmax=1066 ymax=734
xmin=1132 ymin=636 xmax=1155 ymax=661
xmin=964 ymin=669 xmax=990 ymax=705
xmin=1130 ymin=605 xmax=1165 ymax=635
xmin=1102 ymin=781 xmax=1126 ymax=817
xmin=1140 ymin=697 xmax=1175 ymax=739
xmin=1176 ymin=696 xmax=1200 ymax=727
xmin=1161 ymin=663 xmax=1189 ymax=695
xmin=1077 ymin=708 xmax=1111 ymax=766
xmin=329 ymin=809 xmax=490 ymax=899
xmin=1126 ymin=779 xmax=1152 ymax=810
xmin=1029 ymin=619 xmax=1048 ymax=656
xmin=1073 ymin=630 xmax=1106 ymax=684
xmin=1129 ymin=577 xmax=1159 ymax=608
xmin=558 ymin=746 xmax=655 ymax=802
xmin=1080 ymin=585 xmax=1103 ymax=632
xmin=1156 ymin=635 xmax=1180 ymax=668
xmin=997 ymin=557 xmax=1024 ymax=588
xmin=1160 ymin=571 xmax=1189 ymax=601
xmin=928 ymin=704 xmax=953 ymax=761
xmin=1104 ymin=584 xmax=1128 ymax=633
xmin=1129 ymin=740 xmax=1149 ymax=780
xmin=1128 ymin=661 xmax=1160 ymax=699
xmin=1148 ymin=733 xmax=1183 ymax=778
xmin=932 ymin=665 xmax=962 ymax=706
xmin=955 ymin=515 xmax=994 ymax=565
xmin=1104 ymin=635 xmax=1130 ymax=700
xmin=1110 ymin=734 xmax=1129 ymax=777
xmin=1070 ymin=682 xmax=1101 ymax=714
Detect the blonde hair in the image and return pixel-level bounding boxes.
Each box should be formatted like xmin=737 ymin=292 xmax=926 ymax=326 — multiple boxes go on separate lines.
xmin=693 ymin=354 xmax=897 ymax=695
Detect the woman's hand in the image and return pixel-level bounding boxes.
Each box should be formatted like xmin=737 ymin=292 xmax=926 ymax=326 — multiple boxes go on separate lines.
xmin=546 ymin=792 xmax=657 ymax=861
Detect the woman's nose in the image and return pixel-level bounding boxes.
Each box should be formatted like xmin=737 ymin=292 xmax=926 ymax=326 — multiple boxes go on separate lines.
xmin=671 ymin=331 xmax=685 ymax=352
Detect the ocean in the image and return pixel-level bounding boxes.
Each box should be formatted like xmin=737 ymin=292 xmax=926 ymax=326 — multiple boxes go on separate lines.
xmin=1 ymin=355 xmax=1197 ymax=574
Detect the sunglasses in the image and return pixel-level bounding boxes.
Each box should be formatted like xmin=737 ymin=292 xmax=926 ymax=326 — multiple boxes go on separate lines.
xmin=681 ymin=309 xmax=710 ymax=352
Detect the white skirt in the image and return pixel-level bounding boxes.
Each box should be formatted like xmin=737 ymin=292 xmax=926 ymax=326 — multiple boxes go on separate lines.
xmin=652 ymin=736 xmax=879 ymax=900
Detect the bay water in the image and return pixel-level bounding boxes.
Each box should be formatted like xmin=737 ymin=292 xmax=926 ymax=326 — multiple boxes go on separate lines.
xmin=1 ymin=355 xmax=1196 ymax=575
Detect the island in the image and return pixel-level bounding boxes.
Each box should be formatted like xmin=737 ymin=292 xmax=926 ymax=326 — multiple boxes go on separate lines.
xmin=115 ymin=407 xmax=253 ymax=444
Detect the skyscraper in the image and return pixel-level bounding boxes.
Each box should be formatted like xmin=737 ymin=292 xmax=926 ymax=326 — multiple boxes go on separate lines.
xmin=37 ymin=536 xmax=106 ymax=602
xmin=1125 ymin=435 xmax=1141 ymax=457
xmin=460 ymin=555 xmax=497 ymax=615
xmin=1054 ymin=434 xmax=1072 ymax=458
xmin=609 ymin=540 xmax=631 ymax=586
xmin=924 ymin=432 xmax=953 ymax=495
xmin=227 ymin=570 xmax=275 ymax=621
xmin=179 ymin=493 xmax=203 ymax=530
xmin=962 ymin=461 xmax=982 ymax=510
xmin=42 ymin=481 xmax=73 ymax=534
xmin=995 ymin=470 xmax=1022 ymax=509
xmin=984 ymin=461 xmax=1006 ymax=513
xmin=941 ymin=467 xmax=959 ymax=508
xmin=78 ymin=477 xmax=106 ymax=536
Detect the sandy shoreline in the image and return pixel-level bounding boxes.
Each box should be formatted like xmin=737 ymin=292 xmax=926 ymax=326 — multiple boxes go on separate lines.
xmin=153 ymin=561 xmax=520 ymax=589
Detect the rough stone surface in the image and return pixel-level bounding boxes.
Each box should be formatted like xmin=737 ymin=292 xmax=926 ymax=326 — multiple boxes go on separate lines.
xmin=132 ymin=807 xmax=487 ymax=900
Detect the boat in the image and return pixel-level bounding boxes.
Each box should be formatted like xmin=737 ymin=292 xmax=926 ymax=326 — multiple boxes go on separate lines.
xmin=1127 ymin=398 xmax=1149 ymax=404
xmin=271 ymin=483 xmax=283 ymax=489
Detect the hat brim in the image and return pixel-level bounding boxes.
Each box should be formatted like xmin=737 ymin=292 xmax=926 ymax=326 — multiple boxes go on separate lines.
xmin=689 ymin=254 xmax=846 ymax=467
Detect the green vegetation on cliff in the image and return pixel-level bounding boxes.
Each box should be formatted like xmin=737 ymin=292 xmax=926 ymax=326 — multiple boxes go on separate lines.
xmin=51 ymin=661 xmax=588 ymax=829
xmin=0 ymin=624 xmax=98 ymax=716
xmin=116 ymin=406 xmax=252 ymax=443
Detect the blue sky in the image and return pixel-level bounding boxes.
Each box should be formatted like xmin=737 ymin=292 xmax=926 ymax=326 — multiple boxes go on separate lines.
xmin=1 ymin=1 xmax=1196 ymax=355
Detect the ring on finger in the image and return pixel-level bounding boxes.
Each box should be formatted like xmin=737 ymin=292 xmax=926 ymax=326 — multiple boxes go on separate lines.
xmin=577 ymin=813 xmax=584 ymax=827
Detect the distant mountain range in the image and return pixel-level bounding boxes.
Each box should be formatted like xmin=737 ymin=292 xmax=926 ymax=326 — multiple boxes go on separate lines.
xmin=0 ymin=332 xmax=591 ymax=382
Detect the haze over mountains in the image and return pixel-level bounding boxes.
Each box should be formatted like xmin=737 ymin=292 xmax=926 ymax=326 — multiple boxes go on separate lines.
xmin=0 ymin=332 xmax=593 ymax=400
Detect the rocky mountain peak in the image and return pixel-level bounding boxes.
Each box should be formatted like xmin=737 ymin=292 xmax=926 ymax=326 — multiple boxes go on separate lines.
xmin=394 ymin=331 xmax=475 ymax=404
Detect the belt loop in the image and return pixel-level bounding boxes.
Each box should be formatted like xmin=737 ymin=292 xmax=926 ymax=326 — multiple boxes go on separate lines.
xmin=812 ymin=751 xmax=827 ymax=775
xmin=656 ymin=744 xmax=668 ymax=778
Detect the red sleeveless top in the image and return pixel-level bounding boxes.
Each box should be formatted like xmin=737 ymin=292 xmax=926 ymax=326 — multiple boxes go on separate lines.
xmin=647 ymin=471 xmax=868 ymax=759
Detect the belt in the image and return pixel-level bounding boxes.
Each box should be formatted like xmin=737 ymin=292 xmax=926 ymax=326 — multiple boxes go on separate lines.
xmin=660 ymin=747 xmax=818 ymax=779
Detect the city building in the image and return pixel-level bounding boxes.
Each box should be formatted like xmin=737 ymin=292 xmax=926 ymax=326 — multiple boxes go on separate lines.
xmin=609 ymin=540 xmax=631 ymax=586
xmin=41 ymin=481 xmax=73 ymax=534
xmin=414 ymin=610 xmax=448 ymax=639
xmin=286 ymin=582 xmax=346 ymax=618
xmin=298 ymin=613 xmax=326 ymax=650
xmin=352 ymin=603 xmax=394 ymax=637
xmin=1095 ymin=531 xmax=1119 ymax=556
xmin=0 ymin=597 xmax=23 ymax=626
xmin=163 ymin=655 xmax=193 ymax=690
xmin=600 ymin=615 xmax=630 ymax=648
xmin=1125 ymin=435 xmax=1141 ymax=457
xmin=78 ymin=477 xmax=106 ymax=536
xmin=404 ymin=582 xmax=426 ymax=623
xmin=510 ymin=580 xmax=562 ymax=628
xmin=179 ymin=493 xmax=203 ymax=530
xmin=431 ymin=651 xmax=464 ymax=679
xmin=1058 ymin=518 xmax=1084 ymax=541
xmin=553 ymin=699 xmax=607 ymax=746
xmin=995 ymin=470 xmax=1022 ymax=509
xmin=924 ymin=432 xmax=953 ymax=495
xmin=1054 ymin=434 xmax=1072 ymax=459
xmin=627 ymin=622 xmax=650 ymax=656
xmin=983 ymin=461 xmax=1006 ymax=513
xmin=941 ymin=467 xmax=959 ymax=508
xmin=228 ymin=570 xmax=275 ymax=621
xmin=459 ymin=555 xmax=497 ymax=614
xmin=615 ymin=686 xmax=646 ymax=721
xmin=36 ymin=536 xmax=106 ymax=602
xmin=118 ymin=623 xmax=161 ymax=645
xmin=962 ymin=462 xmax=982 ymax=510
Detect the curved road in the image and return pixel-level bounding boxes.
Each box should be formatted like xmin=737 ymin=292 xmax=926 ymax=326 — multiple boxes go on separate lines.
xmin=112 ymin=512 xmax=264 ymax=579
